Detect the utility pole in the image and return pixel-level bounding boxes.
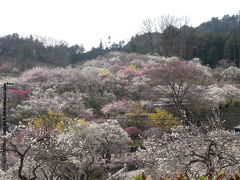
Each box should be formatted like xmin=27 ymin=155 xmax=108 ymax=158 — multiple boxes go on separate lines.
xmin=238 ymin=11 xmax=240 ymax=67
xmin=2 ymin=82 xmax=12 ymax=171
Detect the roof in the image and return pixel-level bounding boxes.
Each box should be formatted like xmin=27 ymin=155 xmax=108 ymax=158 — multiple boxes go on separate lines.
xmin=233 ymin=125 xmax=240 ymax=129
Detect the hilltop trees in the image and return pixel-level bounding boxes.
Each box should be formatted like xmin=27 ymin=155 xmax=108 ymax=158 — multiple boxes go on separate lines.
xmin=140 ymin=15 xmax=190 ymax=55
xmin=0 ymin=34 xmax=87 ymax=70
xmin=198 ymin=15 xmax=240 ymax=35
xmin=126 ymin=14 xmax=240 ymax=68
xmin=204 ymin=33 xmax=224 ymax=66
xmin=141 ymin=15 xmax=190 ymax=34
xmin=0 ymin=34 xmax=127 ymax=73
xmin=224 ymin=29 xmax=240 ymax=66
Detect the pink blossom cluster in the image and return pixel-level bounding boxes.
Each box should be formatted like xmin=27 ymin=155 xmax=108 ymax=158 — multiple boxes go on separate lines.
xmin=101 ymin=100 xmax=131 ymax=116
xmin=137 ymin=63 xmax=158 ymax=75
xmin=124 ymin=126 xmax=141 ymax=138
xmin=235 ymin=84 xmax=240 ymax=89
xmin=216 ymin=82 xmax=225 ymax=88
xmin=83 ymin=109 xmax=95 ymax=118
xmin=0 ymin=63 xmax=12 ymax=72
xmin=115 ymin=62 xmax=157 ymax=77
xmin=16 ymin=132 xmax=25 ymax=139
xmin=120 ymin=66 xmax=138 ymax=75
xmin=110 ymin=61 xmax=128 ymax=67
xmin=8 ymin=89 xmax=32 ymax=97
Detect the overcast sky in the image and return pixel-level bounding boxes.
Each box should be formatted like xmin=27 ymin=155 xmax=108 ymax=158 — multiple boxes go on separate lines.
xmin=0 ymin=0 xmax=239 ymax=50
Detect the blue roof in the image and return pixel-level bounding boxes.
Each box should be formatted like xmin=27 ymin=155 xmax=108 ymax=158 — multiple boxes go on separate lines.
xmin=233 ymin=125 xmax=240 ymax=129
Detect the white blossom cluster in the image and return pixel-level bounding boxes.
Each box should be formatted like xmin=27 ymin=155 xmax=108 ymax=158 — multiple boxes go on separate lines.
xmin=0 ymin=120 xmax=131 ymax=179
xmin=136 ymin=125 xmax=240 ymax=178
xmin=204 ymin=84 xmax=240 ymax=105
xmin=220 ymin=66 xmax=240 ymax=82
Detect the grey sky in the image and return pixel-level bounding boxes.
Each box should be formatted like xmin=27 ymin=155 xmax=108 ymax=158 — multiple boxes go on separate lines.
xmin=0 ymin=0 xmax=239 ymax=50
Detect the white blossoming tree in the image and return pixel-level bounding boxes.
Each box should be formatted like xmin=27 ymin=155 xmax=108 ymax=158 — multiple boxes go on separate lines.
xmin=148 ymin=59 xmax=213 ymax=117
xmin=0 ymin=120 xmax=131 ymax=179
xmin=220 ymin=66 xmax=240 ymax=82
xmin=136 ymin=124 xmax=240 ymax=179
xmin=53 ymin=119 xmax=131 ymax=179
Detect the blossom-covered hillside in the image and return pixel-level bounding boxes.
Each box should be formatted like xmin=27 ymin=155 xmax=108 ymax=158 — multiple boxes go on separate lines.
xmin=4 ymin=52 xmax=240 ymax=120
xmin=1 ymin=52 xmax=240 ymax=179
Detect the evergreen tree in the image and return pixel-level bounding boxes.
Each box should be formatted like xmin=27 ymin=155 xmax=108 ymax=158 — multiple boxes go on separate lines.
xmin=224 ymin=29 xmax=239 ymax=66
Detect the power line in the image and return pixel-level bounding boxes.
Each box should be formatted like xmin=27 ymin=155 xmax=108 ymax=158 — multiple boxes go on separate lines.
xmin=4 ymin=114 xmax=180 ymax=121
xmin=0 ymin=83 xmax=128 ymax=94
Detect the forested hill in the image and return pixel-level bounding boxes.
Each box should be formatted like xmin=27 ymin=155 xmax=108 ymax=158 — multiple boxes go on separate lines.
xmin=0 ymin=34 xmax=84 ymax=69
xmin=0 ymin=33 xmax=123 ymax=73
xmin=0 ymin=13 xmax=239 ymax=73
xmin=125 ymin=14 xmax=240 ymax=67
xmin=198 ymin=14 xmax=240 ymax=35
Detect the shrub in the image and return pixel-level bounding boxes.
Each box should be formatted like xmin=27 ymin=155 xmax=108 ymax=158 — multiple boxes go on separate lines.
xmin=148 ymin=108 xmax=179 ymax=132
xmin=124 ymin=126 xmax=141 ymax=138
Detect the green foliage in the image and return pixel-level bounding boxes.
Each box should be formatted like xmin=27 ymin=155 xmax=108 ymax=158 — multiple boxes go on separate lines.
xmin=228 ymin=98 xmax=240 ymax=107
xmin=130 ymin=137 xmax=142 ymax=147
xmin=132 ymin=174 xmax=142 ymax=180
xmin=89 ymin=169 xmax=107 ymax=180
xmin=220 ymin=98 xmax=240 ymax=108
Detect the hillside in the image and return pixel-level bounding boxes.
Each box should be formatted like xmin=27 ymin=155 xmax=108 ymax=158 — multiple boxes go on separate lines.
xmin=2 ymin=52 xmax=240 ymax=178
